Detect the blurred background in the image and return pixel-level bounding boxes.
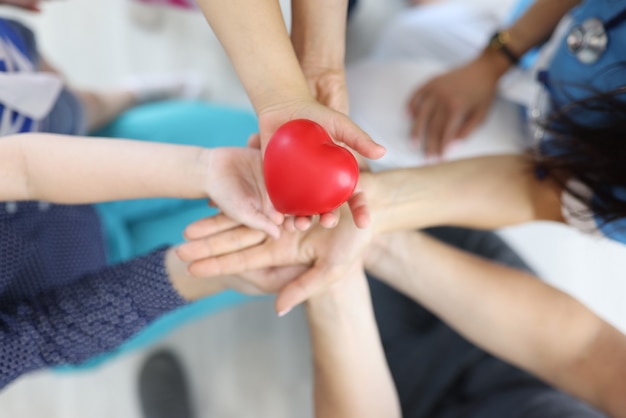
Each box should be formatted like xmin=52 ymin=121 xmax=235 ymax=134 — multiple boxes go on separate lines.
xmin=1 ymin=0 xmax=625 ymax=417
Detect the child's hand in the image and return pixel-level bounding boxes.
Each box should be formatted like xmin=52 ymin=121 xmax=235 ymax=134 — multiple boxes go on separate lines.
xmin=166 ymin=247 xmax=306 ymax=300
xmin=203 ymin=145 xmax=284 ymax=239
xmin=176 ymin=204 xmax=374 ymax=316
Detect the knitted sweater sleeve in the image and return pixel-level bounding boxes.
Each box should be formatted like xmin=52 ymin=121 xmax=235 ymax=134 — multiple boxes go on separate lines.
xmin=0 ymin=248 xmax=186 ymax=389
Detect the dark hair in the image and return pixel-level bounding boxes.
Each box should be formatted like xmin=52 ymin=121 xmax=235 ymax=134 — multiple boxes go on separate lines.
xmin=536 ymin=83 xmax=626 ymax=226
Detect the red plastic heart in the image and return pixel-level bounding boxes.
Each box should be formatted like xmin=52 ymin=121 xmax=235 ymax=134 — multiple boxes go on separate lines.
xmin=264 ymin=119 xmax=359 ymax=216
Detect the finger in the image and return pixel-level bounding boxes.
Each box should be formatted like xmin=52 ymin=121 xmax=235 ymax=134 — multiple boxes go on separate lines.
xmin=176 ymin=225 xmax=267 ymax=262
xmin=183 ymin=214 xmax=240 ymax=240
xmin=283 ymin=216 xmax=297 ymax=232
xmin=266 ymin=206 xmax=285 ymax=227
xmin=247 ymin=133 xmax=262 ymax=150
xmin=275 ymin=265 xmax=334 ymax=316
xmin=334 ymin=114 xmax=386 ymax=160
xmin=425 ymin=107 xmax=447 ymax=158
xmin=440 ymin=107 xmax=465 ymax=156
xmin=457 ymin=106 xmax=490 ymax=139
xmin=319 ymin=209 xmax=339 ymax=229
xmin=187 ymin=243 xmax=288 ymax=278
xmin=410 ymin=96 xmax=435 ymax=144
xmin=347 ymin=191 xmax=370 ymax=229
xmin=294 ymin=216 xmax=313 ymax=231
xmin=240 ymin=211 xmax=282 ymax=239
xmin=407 ymin=87 xmax=426 ymax=117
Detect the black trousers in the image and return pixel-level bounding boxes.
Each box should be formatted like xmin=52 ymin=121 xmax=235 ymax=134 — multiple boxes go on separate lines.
xmin=369 ymin=227 xmax=605 ymax=418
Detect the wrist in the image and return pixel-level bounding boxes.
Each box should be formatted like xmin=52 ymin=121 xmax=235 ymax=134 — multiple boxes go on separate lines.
xmin=165 ymin=248 xmax=225 ymax=301
xmin=194 ymin=147 xmax=213 ymax=199
xmin=363 ymin=167 xmax=455 ymax=235
xmin=306 ymin=270 xmax=368 ymax=321
xmin=250 ymin=76 xmax=313 ymax=116
xmin=477 ymin=46 xmax=513 ymax=81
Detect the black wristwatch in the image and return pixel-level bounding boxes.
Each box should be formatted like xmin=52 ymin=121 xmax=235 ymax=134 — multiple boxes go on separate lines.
xmin=487 ymin=30 xmax=520 ymax=66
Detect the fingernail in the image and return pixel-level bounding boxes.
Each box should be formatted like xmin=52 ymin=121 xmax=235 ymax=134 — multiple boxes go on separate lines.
xmin=278 ymin=307 xmax=293 ymax=317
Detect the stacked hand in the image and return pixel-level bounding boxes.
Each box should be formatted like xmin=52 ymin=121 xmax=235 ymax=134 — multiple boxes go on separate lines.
xmin=176 ymin=202 xmax=374 ymax=315
xmin=203 ymin=144 xmax=284 ymax=239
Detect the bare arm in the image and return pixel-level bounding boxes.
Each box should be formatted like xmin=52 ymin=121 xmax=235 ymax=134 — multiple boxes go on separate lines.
xmin=503 ymin=0 xmax=582 ymax=63
xmin=194 ymin=0 xmax=384 ymax=168
xmin=0 ymin=133 xmax=208 ymax=203
xmin=466 ymin=0 xmax=584 ymax=83
xmin=195 ymin=0 xmax=310 ymax=115
xmin=410 ymin=0 xmax=582 ymax=155
xmin=365 ymin=154 xmax=564 ymax=234
xmin=291 ymin=0 xmax=349 ymax=113
xmin=0 ymin=132 xmax=283 ymax=236
xmin=306 ymin=267 xmax=400 ymax=418
xmin=364 ymin=230 xmax=626 ymax=417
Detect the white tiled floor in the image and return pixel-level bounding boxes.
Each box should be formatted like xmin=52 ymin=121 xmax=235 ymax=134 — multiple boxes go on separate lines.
xmin=1 ymin=0 xmax=626 ymax=417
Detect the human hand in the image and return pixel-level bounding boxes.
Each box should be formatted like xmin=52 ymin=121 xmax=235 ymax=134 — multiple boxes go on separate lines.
xmin=166 ymin=247 xmax=306 ymax=300
xmin=203 ymin=144 xmax=284 ymax=239
xmin=248 ymin=131 xmax=368 ymax=231
xmin=176 ymin=203 xmax=373 ymax=315
xmin=407 ymin=56 xmax=500 ymax=158
xmin=257 ymin=99 xmax=381 ymax=229
xmin=301 ymin=65 xmax=349 ymax=115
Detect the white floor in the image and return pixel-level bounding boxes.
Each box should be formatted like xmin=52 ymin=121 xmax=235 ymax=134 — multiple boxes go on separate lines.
xmin=2 ymin=0 xmax=626 ymax=417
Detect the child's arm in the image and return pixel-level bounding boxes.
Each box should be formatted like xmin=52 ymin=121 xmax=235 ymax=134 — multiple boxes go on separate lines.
xmin=0 ymin=133 xmax=207 ymax=203
xmin=0 ymin=132 xmax=283 ymax=237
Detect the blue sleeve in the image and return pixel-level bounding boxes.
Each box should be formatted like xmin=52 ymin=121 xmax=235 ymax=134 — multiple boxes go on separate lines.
xmin=593 ymin=187 xmax=626 ymax=245
xmin=0 ymin=248 xmax=186 ymax=389
xmin=596 ymin=216 xmax=626 ymax=245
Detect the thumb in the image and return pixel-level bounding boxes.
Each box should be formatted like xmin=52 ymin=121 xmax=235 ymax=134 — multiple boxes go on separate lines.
xmin=237 ymin=208 xmax=282 ymax=239
xmin=275 ymin=265 xmax=331 ymax=316
xmin=333 ymin=114 xmax=386 ymax=161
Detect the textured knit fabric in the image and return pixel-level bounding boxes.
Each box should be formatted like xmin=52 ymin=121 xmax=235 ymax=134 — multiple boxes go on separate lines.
xmin=0 ymin=247 xmax=186 ymax=388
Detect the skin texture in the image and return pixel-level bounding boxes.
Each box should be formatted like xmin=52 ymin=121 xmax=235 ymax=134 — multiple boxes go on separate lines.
xmin=177 ymin=154 xmax=565 ymax=314
xmin=0 ymin=133 xmax=283 ymax=237
xmin=407 ymin=0 xmax=582 ymax=157
xmin=174 ymin=164 xmax=625 ymax=415
xmin=365 ymin=230 xmax=626 ymax=417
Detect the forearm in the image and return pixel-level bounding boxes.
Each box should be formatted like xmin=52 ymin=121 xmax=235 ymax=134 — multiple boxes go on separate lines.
xmin=476 ymin=0 xmax=582 ymax=78
xmin=306 ymin=269 xmax=400 ymax=418
xmin=365 ymin=231 xmax=626 ymax=416
xmin=291 ymin=0 xmax=347 ymax=70
xmin=505 ymin=0 xmax=581 ymax=58
xmin=196 ymin=0 xmax=311 ymax=113
xmin=365 ymin=155 xmax=564 ymax=234
xmin=0 ymin=133 xmax=208 ymax=203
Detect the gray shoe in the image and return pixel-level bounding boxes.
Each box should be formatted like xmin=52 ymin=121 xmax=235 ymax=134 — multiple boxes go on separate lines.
xmin=138 ymin=350 xmax=195 ymax=418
